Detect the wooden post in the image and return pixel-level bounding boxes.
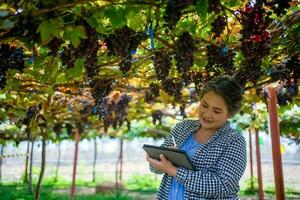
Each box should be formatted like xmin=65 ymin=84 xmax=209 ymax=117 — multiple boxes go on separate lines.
xmin=34 ymin=129 xmax=46 ymax=200
xmin=0 ymin=145 xmax=4 ymax=182
xmin=92 ymin=138 xmax=98 ymax=182
xmin=255 ymin=128 xmax=264 ymax=200
xmin=71 ymin=128 xmax=80 ymax=200
xmin=24 ymin=140 xmax=30 ymax=183
xmin=267 ymin=87 xmax=285 ymax=200
xmin=248 ymin=129 xmax=254 ymax=190
xmin=119 ymin=138 xmax=123 ymax=182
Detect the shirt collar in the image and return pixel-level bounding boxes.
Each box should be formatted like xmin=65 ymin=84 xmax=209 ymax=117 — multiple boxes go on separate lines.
xmin=190 ymin=120 xmax=231 ymax=143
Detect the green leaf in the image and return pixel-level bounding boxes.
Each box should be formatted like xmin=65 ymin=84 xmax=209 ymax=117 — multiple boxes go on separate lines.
xmin=0 ymin=9 xmax=12 ymax=17
xmin=0 ymin=18 xmax=15 ymax=30
xmin=195 ymin=0 xmax=208 ymax=23
xmin=66 ymin=59 xmax=85 ymax=81
xmin=0 ymin=93 xmax=6 ymax=100
xmin=227 ymin=0 xmax=241 ymax=7
xmin=10 ymin=80 xmax=20 ymax=90
xmin=47 ymin=86 xmax=55 ymax=96
xmin=126 ymin=8 xmax=144 ymax=30
xmin=55 ymin=72 xmax=66 ymax=84
xmin=87 ymin=13 xmax=109 ymax=34
xmin=37 ymin=18 xmax=63 ymax=44
xmin=63 ymin=25 xmax=87 ymax=47
xmin=43 ymin=57 xmax=61 ymax=85
xmin=104 ymin=7 xmax=127 ymax=29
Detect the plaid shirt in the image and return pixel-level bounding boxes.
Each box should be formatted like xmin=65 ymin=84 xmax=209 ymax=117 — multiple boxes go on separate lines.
xmin=150 ymin=119 xmax=247 ymax=200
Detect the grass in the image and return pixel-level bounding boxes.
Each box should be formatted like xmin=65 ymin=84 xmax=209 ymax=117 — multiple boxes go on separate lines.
xmin=0 ymin=184 xmax=132 ymax=200
xmin=1 ymin=175 xmax=300 ymax=199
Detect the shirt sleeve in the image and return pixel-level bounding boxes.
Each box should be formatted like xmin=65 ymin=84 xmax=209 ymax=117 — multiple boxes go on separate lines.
xmin=174 ymin=134 xmax=247 ymax=198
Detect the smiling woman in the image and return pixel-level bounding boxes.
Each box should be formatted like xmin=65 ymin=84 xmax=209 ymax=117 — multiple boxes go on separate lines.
xmin=146 ymin=75 xmax=246 ymax=200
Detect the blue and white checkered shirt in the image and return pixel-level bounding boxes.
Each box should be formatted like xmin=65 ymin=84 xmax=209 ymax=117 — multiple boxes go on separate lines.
xmin=150 ymin=119 xmax=247 ymax=200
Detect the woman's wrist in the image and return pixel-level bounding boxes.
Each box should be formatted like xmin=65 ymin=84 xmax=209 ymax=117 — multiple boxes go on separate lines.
xmin=168 ymin=166 xmax=178 ymax=177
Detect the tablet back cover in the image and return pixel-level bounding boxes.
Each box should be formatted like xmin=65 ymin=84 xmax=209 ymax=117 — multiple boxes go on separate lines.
xmin=143 ymin=144 xmax=195 ymax=171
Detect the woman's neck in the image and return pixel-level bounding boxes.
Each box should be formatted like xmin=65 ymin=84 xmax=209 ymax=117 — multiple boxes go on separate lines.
xmin=194 ymin=127 xmax=216 ymax=144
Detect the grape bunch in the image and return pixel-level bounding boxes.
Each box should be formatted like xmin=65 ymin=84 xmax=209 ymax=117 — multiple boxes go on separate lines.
xmin=163 ymin=0 xmax=196 ymax=29
xmin=53 ymin=123 xmax=62 ymax=137
xmin=81 ymin=22 xmax=99 ymax=79
xmin=286 ymin=55 xmax=300 ymax=81
xmin=240 ymin=4 xmax=271 ymax=41
xmin=277 ymin=81 xmax=298 ymax=106
xmin=5 ymin=14 xmax=39 ymax=42
xmin=236 ymin=4 xmax=272 ymax=87
xmin=104 ymin=26 xmax=146 ymax=73
xmin=269 ymin=63 xmax=291 ymax=82
xmin=152 ymin=49 xmax=172 ymax=81
xmin=206 ymin=44 xmax=235 ymax=76
xmin=91 ymin=78 xmax=113 ymax=119
xmin=114 ymin=94 xmax=131 ymax=127
xmin=234 ymin=59 xmax=262 ymax=87
xmin=152 ymin=110 xmax=163 ymax=125
xmin=240 ymin=39 xmax=271 ymax=62
xmin=208 ymin=0 xmax=222 ymax=14
xmin=190 ymin=70 xmax=204 ymax=94
xmin=145 ymin=82 xmax=160 ymax=103
xmin=65 ymin=123 xmax=73 ymax=137
xmin=91 ymin=78 xmax=113 ymax=101
xmin=23 ymin=106 xmax=40 ymax=126
xmin=47 ymin=37 xmax=64 ymax=56
xmin=0 ymin=75 xmax=6 ymax=90
xmin=0 ymin=44 xmax=25 ymax=89
xmin=0 ymin=44 xmax=25 ymax=71
xmin=175 ymin=32 xmax=195 ymax=84
xmin=61 ymin=21 xmax=99 ymax=79
xmin=211 ymin=15 xmax=227 ymax=39
xmin=266 ymin=0 xmax=293 ymax=16
xmin=162 ymin=77 xmax=183 ymax=101
xmin=97 ymin=93 xmax=131 ymax=132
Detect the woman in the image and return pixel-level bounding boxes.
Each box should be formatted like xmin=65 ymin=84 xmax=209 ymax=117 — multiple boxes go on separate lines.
xmin=146 ymin=75 xmax=247 ymax=200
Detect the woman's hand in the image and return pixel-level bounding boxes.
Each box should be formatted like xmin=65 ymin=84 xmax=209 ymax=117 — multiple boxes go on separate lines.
xmin=146 ymin=154 xmax=178 ymax=177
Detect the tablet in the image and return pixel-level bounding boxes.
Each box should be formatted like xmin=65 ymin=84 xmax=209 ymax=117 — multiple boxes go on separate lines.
xmin=143 ymin=144 xmax=195 ymax=171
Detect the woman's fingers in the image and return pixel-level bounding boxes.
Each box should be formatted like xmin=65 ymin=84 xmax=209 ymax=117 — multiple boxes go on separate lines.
xmin=159 ymin=154 xmax=167 ymax=162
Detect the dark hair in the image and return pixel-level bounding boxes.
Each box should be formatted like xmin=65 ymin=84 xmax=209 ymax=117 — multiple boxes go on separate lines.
xmin=200 ymin=75 xmax=243 ymax=116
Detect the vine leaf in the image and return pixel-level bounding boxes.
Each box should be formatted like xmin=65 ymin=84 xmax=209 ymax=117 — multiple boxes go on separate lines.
xmin=195 ymin=0 xmax=208 ymax=23
xmin=66 ymin=59 xmax=85 ymax=81
xmin=63 ymin=25 xmax=87 ymax=47
xmin=37 ymin=18 xmax=63 ymax=44
xmin=0 ymin=18 xmax=15 ymax=30
xmin=104 ymin=6 xmax=127 ymax=29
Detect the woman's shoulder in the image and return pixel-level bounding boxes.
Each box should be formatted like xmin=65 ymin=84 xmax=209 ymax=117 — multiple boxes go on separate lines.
xmin=222 ymin=124 xmax=246 ymax=144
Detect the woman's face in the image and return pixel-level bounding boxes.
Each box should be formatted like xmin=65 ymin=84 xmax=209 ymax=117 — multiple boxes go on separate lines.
xmin=198 ymin=91 xmax=230 ymax=132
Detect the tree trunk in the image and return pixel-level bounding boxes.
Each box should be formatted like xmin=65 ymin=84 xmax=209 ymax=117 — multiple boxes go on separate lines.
xmin=55 ymin=142 xmax=61 ymax=182
xmin=115 ymin=138 xmax=123 ymax=196
xmin=248 ymin=129 xmax=254 ymax=190
xmin=34 ymin=129 xmax=46 ymax=200
xmin=24 ymin=140 xmax=30 ymax=183
xmin=255 ymin=129 xmax=264 ymax=200
xmin=119 ymin=138 xmax=123 ymax=182
xmin=29 ymin=140 xmax=35 ymax=193
xmin=267 ymin=87 xmax=285 ymax=200
xmin=0 ymin=145 xmax=4 ymax=182
xmin=70 ymin=128 xmax=80 ymax=200
xmin=92 ymin=138 xmax=97 ymax=182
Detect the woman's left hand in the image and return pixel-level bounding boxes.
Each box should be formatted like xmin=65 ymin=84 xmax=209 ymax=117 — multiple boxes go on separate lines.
xmin=146 ymin=154 xmax=178 ymax=177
